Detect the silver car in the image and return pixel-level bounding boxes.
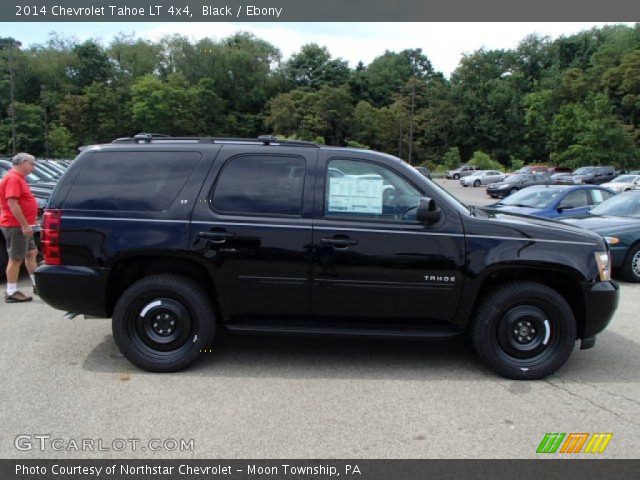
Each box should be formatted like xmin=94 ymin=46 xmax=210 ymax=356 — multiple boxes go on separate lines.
xmin=601 ymin=175 xmax=640 ymax=193
xmin=461 ymin=170 xmax=505 ymax=187
xmin=445 ymin=165 xmax=480 ymax=179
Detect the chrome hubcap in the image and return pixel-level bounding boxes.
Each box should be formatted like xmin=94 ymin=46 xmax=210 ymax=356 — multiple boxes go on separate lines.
xmin=632 ymin=251 xmax=640 ymax=278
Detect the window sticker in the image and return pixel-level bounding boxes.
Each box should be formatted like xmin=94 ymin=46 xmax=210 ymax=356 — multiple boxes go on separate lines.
xmin=328 ymin=177 xmax=384 ymax=214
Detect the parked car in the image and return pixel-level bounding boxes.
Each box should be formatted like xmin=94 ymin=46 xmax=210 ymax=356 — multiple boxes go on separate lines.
xmin=445 ymin=164 xmax=480 ymax=179
xmin=554 ymin=166 xmax=616 ymax=185
xmin=0 ymin=159 xmax=57 ymax=189
xmin=507 ymin=165 xmax=551 ymax=176
xmin=414 ymin=166 xmax=432 ymax=179
xmin=561 ymin=191 xmax=640 ymax=282
xmin=35 ymin=133 xmax=619 ymax=379
xmin=460 ymin=170 xmax=505 ymax=187
xmin=486 ymin=173 xmax=552 ymax=198
xmin=601 ymin=175 xmax=640 ymax=193
xmin=485 ymin=185 xmax=616 ymax=219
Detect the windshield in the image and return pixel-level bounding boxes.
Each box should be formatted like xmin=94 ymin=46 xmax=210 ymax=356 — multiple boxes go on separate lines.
xmin=499 ymin=188 xmax=563 ymax=208
xmin=590 ymin=192 xmax=640 ymax=218
xmin=573 ymin=167 xmax=595 ymax=175
xmin=611 ymin=175 xmax=638 ymax=183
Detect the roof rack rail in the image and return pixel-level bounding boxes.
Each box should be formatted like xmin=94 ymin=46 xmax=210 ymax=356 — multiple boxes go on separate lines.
xmin=111 ymin=134 xmax=319 ymax=147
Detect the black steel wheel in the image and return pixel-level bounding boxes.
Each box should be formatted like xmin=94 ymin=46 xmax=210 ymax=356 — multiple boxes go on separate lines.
xmin=470 ymin=282 xmax=576 ymax=380
xmin=112 ymin=274 xmax=216 ymax=372
xmin=621 ymin=243 xmax=640 ymax=283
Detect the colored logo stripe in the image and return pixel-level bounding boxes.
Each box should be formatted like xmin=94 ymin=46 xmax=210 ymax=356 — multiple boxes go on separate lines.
xmin=584 ymin=433 xmax=613 ymax=453
xmin=537 ymin=433 xmax=565 ymax=453
xmin=560 ymin=433 xmax=589 ymax=454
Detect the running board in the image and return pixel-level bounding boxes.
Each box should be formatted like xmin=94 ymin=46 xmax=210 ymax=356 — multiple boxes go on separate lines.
xmin=225 ymin=323 xmax=464 ymax=339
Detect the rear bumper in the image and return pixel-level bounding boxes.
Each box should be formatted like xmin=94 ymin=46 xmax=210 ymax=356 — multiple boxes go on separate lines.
xmin=35 ymin=265 xmax=110 ymax=317
xmin=581 ymin=280 xmax=619 ymax=338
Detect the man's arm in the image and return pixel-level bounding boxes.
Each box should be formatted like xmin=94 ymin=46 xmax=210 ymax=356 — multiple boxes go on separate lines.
xmin=7 ymin=197 xmax=33 ymax=236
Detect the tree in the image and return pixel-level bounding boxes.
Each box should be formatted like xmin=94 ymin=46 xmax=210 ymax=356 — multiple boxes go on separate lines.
xmin=68 ymin=40 xmax=112 ymax=90
xmin=48 ymin=123 xmax=76 ymax=158
xmin=443 ymin=147 xmax=461 ymax=170
xmin=283 ymin=43 xmax=349 ymax=90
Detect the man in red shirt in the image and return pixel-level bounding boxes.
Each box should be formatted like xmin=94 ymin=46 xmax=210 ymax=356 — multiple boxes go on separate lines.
xmin=0 ymin=152 xmax=39 ymax=302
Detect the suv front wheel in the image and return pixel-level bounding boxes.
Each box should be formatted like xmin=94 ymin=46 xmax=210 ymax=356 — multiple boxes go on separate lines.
xmin=470 ymin=281 xmax=576 ymax=380
xmin=112 ymin=274 xmax=216 ymax=372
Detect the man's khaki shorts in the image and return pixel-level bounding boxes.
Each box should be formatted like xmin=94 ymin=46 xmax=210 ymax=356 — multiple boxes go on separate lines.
xmin=1 ymin=227 xmax=37 ymax=261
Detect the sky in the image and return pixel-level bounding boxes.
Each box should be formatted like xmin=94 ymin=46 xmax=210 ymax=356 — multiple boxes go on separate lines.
xmin=1 ymin=22 xmax=635 ymax=76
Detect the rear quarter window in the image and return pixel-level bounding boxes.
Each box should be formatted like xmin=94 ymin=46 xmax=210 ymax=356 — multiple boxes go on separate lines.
xmin=63 ymin=151 xmax=202 ymax=212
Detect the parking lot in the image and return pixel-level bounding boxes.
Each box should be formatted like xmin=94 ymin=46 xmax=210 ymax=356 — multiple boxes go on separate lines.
xmin=1 ymin=179 xmax=639 ymax=459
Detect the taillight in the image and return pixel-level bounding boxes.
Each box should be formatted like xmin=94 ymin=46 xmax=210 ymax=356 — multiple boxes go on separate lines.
xmin=42 ymin=209 xmax=62 ymax=265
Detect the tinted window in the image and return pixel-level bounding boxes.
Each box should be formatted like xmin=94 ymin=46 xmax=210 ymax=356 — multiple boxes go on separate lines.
xmin=64 ymin=151 xmax=201 ymax=211
xmin=325 ymin=159 xmax=421 ymax=222
xmin=212 ymin=155 xmax=305 ymax=216
xmin=560 ymin=190 xmax=590 ymax=208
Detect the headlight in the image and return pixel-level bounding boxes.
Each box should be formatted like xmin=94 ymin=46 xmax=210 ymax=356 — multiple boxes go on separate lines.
xmin=604 ymin=236 xmax=619 ymax=245
xmin=594 ymin=251 xmax=611 ymax=281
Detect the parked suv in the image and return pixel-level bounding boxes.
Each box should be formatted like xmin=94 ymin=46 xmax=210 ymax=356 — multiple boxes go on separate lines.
xmin=35 ymin=135 xmax=619 ymax=379
xmin=554 ymin=166 xmax=616 ymax=185
xmin=445 ymin=165 xmax=479 ymax=179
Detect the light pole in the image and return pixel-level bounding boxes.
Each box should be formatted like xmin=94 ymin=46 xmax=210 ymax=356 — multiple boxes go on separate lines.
xmin=408 ymin=51 xmax=416 ymax=165
xmin=1 ymin=37 xmax=22 ymax=154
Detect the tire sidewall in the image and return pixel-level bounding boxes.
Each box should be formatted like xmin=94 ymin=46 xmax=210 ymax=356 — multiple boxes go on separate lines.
xmin=472 ymin=283 xmax=576 ymax=380
xmin=112 ymin=275 xmax=215 ymax=372
xmin=623 ymin=244 xmax=640 ymax=283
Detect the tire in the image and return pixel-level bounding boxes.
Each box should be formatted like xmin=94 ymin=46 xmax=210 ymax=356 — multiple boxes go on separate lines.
xmin=509 ymin=188 xmax=518 ymax=195
xmin=473 ymin=180 xmax=481 ymax=187
xmin=621 ymin=244 xmax=640 ymax=283
xmin=112 ymin=274 xmax=216 ymax=372
xmin=453 ymin=174 xmax=460 ymax=180
xmin=470 ymin=281 xmax=576 ymax=380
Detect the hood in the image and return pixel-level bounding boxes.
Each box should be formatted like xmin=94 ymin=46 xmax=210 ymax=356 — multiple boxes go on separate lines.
xmin=485 ymin=204 xmax=543 ymax=216
xmin=560 ymin=214 xmax=640 ymax=234
xmin=471 ymin=209 xmax=604 ymax=245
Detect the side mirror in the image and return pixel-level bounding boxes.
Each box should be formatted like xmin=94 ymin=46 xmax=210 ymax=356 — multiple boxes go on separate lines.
xmin=416 ymin=197 xmax=442 ymax=224
xmin=557 ymin=204 xmax=574 ymax=212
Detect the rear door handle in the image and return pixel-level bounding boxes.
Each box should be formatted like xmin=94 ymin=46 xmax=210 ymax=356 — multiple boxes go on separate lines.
xmin=320 ymin=237 xmax=358 ymax=248
xmin=198 ymin=231 xmax=235 ymax=244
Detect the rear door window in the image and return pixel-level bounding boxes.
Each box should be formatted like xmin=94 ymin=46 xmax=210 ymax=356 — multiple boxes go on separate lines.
xmin=211 ymin=155 xmax=305 ymax=216
xmin=64 ymin=151 xmax=201 ymax=212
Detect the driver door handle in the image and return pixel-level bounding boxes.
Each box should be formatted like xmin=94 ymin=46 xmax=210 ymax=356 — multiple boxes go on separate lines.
xmin=198 ymin=231 xmax=235 ymax=244
xmin=320 ymin=237 xmax=358 ymax=248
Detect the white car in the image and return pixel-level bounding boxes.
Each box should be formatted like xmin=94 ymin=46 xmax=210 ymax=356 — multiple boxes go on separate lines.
xmin=460 ymin=170 xmax=505 ymax=187
xmin=601 ymin=175 xmax=640 ymax=193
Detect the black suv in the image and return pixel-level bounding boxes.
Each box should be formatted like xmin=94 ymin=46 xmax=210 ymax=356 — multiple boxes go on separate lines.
xmin=35 ymin=135 xmax=619 ymax=379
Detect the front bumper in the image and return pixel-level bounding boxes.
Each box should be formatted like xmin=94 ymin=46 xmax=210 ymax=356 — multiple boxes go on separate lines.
xmin=35 ymin=265 xmax=110 ymax=317
xmin=581 ymin=280 xmax=619 ymax=338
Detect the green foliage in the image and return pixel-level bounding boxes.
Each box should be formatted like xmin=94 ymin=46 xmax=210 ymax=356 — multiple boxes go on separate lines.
xmin=443 ymin=147 xmax=461 ymax=170
xmin=468 ymin=150 xmax=504 ymax=170
xmin=47 ymin=123 xmax=76 ymax=158
xmin=510 ymin=157 xmax=525 ymax=171
xmin=0 ymin=25 xmax=639 ymax=168
xmin=346 ymin=140 xmax=369 ymax=149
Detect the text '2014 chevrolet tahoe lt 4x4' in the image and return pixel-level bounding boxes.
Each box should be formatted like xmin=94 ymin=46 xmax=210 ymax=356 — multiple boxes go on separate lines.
xmin=35 ymin=134 xmax=619 ymax=379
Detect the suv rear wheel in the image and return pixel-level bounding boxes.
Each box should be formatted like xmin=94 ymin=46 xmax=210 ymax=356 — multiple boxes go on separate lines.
xmin=470 ymin=282 xmax=576 ymax=380
xmin=112 ymin=274 xmax=215 ymax=372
